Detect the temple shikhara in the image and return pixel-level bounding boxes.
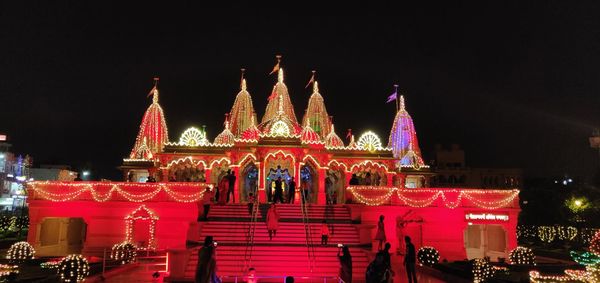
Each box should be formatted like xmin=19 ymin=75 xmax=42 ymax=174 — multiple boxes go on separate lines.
xmin=26 ymin=59 xmax=520 ymax=282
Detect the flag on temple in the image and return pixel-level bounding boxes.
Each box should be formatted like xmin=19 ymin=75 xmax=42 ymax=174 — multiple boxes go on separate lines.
xmin=147 ymin=86 xmax=157 ymax=98
xmin=269 ymin=61 xmax=280 ymax=75
xmin=305 ymin=72 xmax=315 ymax=89
xmin=346 ymin=129 xmax=352 ymax=139
xmin=386 ymin=90 xmax=397 ymax=103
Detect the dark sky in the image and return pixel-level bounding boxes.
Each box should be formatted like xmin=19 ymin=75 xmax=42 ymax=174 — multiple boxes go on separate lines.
xmin=2 ymin=2 xmax=600 ymax=181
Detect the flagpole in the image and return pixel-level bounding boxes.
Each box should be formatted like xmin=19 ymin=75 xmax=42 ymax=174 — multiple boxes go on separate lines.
xmin=394 ymin=84 xmax=399 ymax=113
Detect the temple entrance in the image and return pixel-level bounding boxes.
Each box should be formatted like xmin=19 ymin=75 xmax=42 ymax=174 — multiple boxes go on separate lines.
xmin=464 ymin=224 xmax=507 ymax=261
xmin=300 ymin=165 xmax=318 ymax=204
xmin=168 ymin=159 xmax=206 ymax=182
xmin=241 ymin=163 xmax=259 ymax=202
xmin=36 ymin=217 xmax=86 ymax=256
xmin=266 ymin=165 xmax=291 ymax=203
xmin=351 ymin=162 xmax=388 ymax=186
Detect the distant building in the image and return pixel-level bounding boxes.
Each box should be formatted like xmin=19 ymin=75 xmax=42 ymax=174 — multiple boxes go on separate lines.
xmin=30 ymin=165 xmax=77 ymax=182
xmin=0 ymin=134 xmax=30 ymax=211
xmin=430 ymin=144 xmax=521 ymax=189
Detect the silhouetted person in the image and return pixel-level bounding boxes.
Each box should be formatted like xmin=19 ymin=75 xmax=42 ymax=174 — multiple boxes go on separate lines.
xmin=287 ymin=177 xmax=296 ymax=203
xmin=338 ymin=245 xmax=352 ymax=283
xmin=366 ymin=252 xmax=386 ymax=283
xmin=247 ymin=192 xmax=256 ymax=216
xmin=349 ymin=174 xmax=359 ymax=185
xmin=195 ymin=236 xmax=217 ymax=283
xmin=285 ymin=276 xmax=294 ymax=283
xmin=200 ymin=187 xmax=213 ymax=221
xmin=375 ymin=215 xmax=386 ymax=250
xmin=273 ymin=177 xmax=284 ymax=203
xmin=377 ymin=243 xmax=394 ymax=281
xmin=227 ymin=170 xmax=236 ymax=203
xmin=266 ymin=204 xmax=279 ymax=240
xmin=404 ymin=236 xmax=417 ymax=283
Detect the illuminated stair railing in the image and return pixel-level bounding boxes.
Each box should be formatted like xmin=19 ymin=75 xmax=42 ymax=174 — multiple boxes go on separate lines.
xmin=300 ymin=195 xmax=317 ymax=272
xmin=243 ymin=199 xmax=260 ymax=271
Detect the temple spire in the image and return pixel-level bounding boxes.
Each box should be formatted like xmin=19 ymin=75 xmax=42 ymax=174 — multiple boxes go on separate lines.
xmin=129 ymin=78 xmax=169 ymax=159
xmin=313 ymin=80 xmax=319 ymax=93
xmin=152 ymin=77 xmax=160 ymax=104
xmin=278 ymin=68 xmax=284 ymax=83
xmin=399 ymin=95 xmax=405 ymax=112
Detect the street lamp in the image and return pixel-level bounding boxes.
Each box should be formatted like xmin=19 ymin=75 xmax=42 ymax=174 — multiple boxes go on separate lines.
xmin=575 ymin=200 xmax=583 ymax=207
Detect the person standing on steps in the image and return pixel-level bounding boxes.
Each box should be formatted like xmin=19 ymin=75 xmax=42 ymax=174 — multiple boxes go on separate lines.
xmin=403 ymin=236 xmax=417 ymax=283
xmin=375 ymin=215 xmax=387 ymax=251
xmin=227 ymin=170 xmax=236 ymax=203
xmin=266 ymin=204 xmax=279 ymax=240
xmin=200 ymin=187 xmax=214 ymax=221
xmin=217 ymin=175 xmax=229 ymax=205
xmin=195 ymin=236 xmax=219 ymax=283
xmin=321 ymin=219 xmax=330 ymax=245
xmin=273 ymin=177 xmax=284 ymax=203
xmin=338 ymin=245 xmax=352 ymax=283
xmin=287 ymin=177 xmax=296 ymax=204
xmin=247 ymin=192 xmax=256 ymax=216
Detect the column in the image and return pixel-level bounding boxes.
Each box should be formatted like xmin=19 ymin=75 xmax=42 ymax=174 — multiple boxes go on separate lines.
xmin=232 ymin=167 xmax=240 ymax=203
xmin=317 ymin=168 xmax=326 ymax=204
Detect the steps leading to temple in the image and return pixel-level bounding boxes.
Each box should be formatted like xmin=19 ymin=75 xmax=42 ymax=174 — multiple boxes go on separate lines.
xmin=181 ymin=204 xmax=369 ymax=282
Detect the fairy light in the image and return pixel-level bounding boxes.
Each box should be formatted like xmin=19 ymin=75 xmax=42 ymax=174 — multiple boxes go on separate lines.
xmin=214 ymin=120 xmax=236 ymax=146
xmin=302 ymin=80 xmax=331 ymax=138
xmin=229 ymin=78 xmax=258 ymax=137
xmin=325 ymin=124 xmax=345 ymax=148
xmin=472 ymin=258 xmax=495 ymax=283
xmin=0 ymin=216 xmax=11 ymax=232
xmin=6 ymin=242 xmax=35 ymax=262
xmin=0 ymin=264 xmax=18 ymax=277
xmin=347 ymin=186 xmax=519 ymax=209
xmin=417 ymin=246 xmax=440 ymax=266
xmin=529 ymin=271 xmax=573 ymax=282
xmin=111 ymin=241 xmax=137 ymax=264
xmin=58 ymin=254 xmax=89 ymax=283
xmin=40 ymin=260 xmax=60 ymax=269
xmin=590 ymin=230 xmax=600 ymax=255
xmin=356 ymin=131 xmax=383 ymax=152
xmin=129 ymin=81 xmax=168 ymax=159
xmin=28 ymin=182 xmax=210 ymax=203
xmin=538 ymin=226 xmax=556 ymax=243
xmin=179 ymin=127 xmax=209 ymax=146
xmin=509 ymin=247 xmax=535 ymax=265
xmin=571 ymin=251 xmax=600 ymax=265
xmin=125 ymin=205 xmax=159 ymax=250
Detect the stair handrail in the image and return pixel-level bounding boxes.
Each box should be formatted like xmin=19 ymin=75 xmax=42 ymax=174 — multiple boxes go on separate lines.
xmin=300 ymin=192 xmax=317 ymax=272
xmin=243 ymin=197 xmax=260 ymax=271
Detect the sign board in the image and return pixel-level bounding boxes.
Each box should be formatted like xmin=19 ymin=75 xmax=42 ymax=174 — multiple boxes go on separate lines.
xmin=465 ymin=212 xmax=509 ymax=222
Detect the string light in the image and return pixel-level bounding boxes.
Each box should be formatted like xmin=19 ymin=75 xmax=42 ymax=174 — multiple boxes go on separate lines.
xmin=347 ymin=186 xmax=519 ymax=209
xmin=529 ymin=271 xmax=573 ymax=282
xmin=571 ymin=251 xmax=600 ymax=265
xmin=472 ymin=258 xmax=495 ymax=283
xmin=40 ymin=260 xmax=60 ymax=269
xmin=0 ymin=216 xmax=11 ymax=232
xmin=508 ymin=247 xmax=535 ymax=265
xmin=302 ymin=80 xmax=331 ymax=138
xmin=417 ymin=246 xmax=440 ymax=266
xmin=0 ymin=264 xmax=18 ymax=277
xmin=28 ymin=182 xmax=210 ymax=203
xmin=58 ymin=254 xmax=89 ymax=283
xmin=6 ymin=242 xmax=34 ymax=262
xmin=111 ymin=242 xmax=137 ymax=264
xmin=125 ymin=205 xmax=159 ymax=250
xmin=179 ymin=127 xmax=209 ymax=146
xmin=590 ymin=230 xmax=600 ymax=255
xmin=229 ymin=78 xmax=258 ymax=138
xmin=129 ymin=81 xmax=168 ymax=159
xmin=356 ymin=131 xmax=383 ymax=152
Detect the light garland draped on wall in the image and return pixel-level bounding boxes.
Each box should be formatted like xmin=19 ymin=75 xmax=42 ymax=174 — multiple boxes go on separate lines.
xmin=347 ymin=186 xmax=519 ymax=209
xmin=28 ymin=182 xmax=211 ymax=202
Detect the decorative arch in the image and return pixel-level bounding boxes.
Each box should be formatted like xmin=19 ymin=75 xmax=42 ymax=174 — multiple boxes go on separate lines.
xmin=349 ymin=160 xmax=390 ymax=173
xmin=208 ymin=157 xmax=231 ymax=169
xmin=327 ymin=160 xmax=349 ymax=172
xmin=167 ymin=157 xmax=207 ymax=182
xmin=125 ymin=205 xmax=158 ymax=250
xmin=166 ymin=156 xmax=208 ymax=169
xmin=350 ymin=160 xmax=389 ymax=186
xmin=237 ymin=153 xmax=258 ymax=168
xmin=263 ymin=150 xmax=296 ymax=195
xmin=301 ymin=155 xmax=323 ymax=169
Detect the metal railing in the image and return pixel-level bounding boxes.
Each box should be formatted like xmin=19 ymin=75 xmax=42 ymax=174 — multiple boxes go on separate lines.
xmin=300 ymin=194 xmax=316 ymax=273
xmin=218 ymin=275 xmax=343 ymax=283
xmin=244 ymin=198 xmax=260 ymax=271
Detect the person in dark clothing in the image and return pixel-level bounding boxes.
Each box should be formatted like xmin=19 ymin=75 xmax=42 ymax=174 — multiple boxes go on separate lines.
xmin=285 ymin=276 xmax=294 ymax=283
xmin=376 ymin=242 xmax=394 ymax=282
xmin=287 ymin=177 xmax=296 ymax=203
xmin=366 ymin=252 xmax=386 ymax=283
xmin=247 ymin=192 xmax=256 ymax=216
xmin=195 ymin=236 xmax=218 ymax=283
xmin=338 ymin=245 xmax=352 ymax=283
xmin=273 ymin=177 xmax=284 ymax=203
xmin=404 ymin=236 xmax=417 ymax=283
xmin=349 ymin=174 xmax=359 ymax=185
xmin=227 ymin=171 xmax=236 ymax=203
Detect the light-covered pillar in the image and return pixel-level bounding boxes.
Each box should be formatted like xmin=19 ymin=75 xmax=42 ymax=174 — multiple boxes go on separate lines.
xmin=317 ymin=168 xmax=326 ymax=204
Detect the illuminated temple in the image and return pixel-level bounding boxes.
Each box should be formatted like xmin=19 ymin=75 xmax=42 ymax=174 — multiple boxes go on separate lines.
xmin=26 ymin=63 xmax=520 ymax=282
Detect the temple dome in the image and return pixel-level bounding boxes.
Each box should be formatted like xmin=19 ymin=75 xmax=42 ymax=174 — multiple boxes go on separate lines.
xmin=302 ymin=81 xmax=331 ymax=137
xmin=325 ymin=124 xmax=344 ymax=148
xmin=387 ymin=95 xmax=425 ymax=168
xmin=260 ymin=68 xmax=300 ymax=127
xmin=240 ymin=116 xmax=261 ymax=140
xmin=229 ymin=79 xmax=258 ymax=137
xmin=300 ymin=120 xmax=322 ymax=144
xmin=214 ymin=121 xmax=235 ymax=145
xmin=130 ymin=81 xmax=168 ymax=159
xmin=258 ymin=84 xmax=302 ymax=136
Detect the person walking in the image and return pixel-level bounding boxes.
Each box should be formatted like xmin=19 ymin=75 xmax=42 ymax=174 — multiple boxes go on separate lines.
xmin=227 ymin=170 xmax=236 ymax=203
xmin=403 ymin=236 xmax=417 ymax=283
xmin=366 ymin=252 xmax=386 ymax=283
xmin=266 ymin=204 xmax=279 ymax=240
xmin=200 ymin=187 xmax=214 ymax=221
xmin=321 ymin=220 xmax=330 ymax=245
xmin=247 ymin=192 xmax=256 ymax=216
xmin=377 ymin=243 xmax=394 ymax=283
xmin=217 ymin=176 xmax=229 ymax=205
xmin=195 ymin=236 xmax=218 ymax=283
xmin=273 ymin=177 xmax=284 ymax=203
xmin=287 ymin=177 xmax=296 ymax=204
xmin=338 ymin=245 xmax=352 ymax=283
xmin=375 ymin=215 xmax=387 ymax=250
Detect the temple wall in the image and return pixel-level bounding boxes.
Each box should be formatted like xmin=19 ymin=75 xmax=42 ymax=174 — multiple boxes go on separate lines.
xmin=28 ymin=200 xmax=198 ymax=256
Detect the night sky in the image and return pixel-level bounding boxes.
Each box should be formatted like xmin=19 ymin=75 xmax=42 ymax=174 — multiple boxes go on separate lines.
xmin=1 ymin=2 xmax=600 ymax=181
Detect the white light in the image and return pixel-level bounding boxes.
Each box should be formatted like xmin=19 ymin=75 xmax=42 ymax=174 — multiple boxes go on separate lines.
xmin=7 ymin=174 xmax=13 ymax=178
xmin=28 ymin=178 xmax=34 ymax=181
xmin=82 ymin=171 xmax=90 ymax=177
xmin=568 ymin=178 xmax=573 ymax=183
xmin=562 ymin=180 xmax=568 ymax=185
xmin=0 ymin=154 xmax=4 ymax=159
xmin=574 ymin=200 xmax=582 ymax=207
xmin=16 ymin=176 xmax=26 ymax=181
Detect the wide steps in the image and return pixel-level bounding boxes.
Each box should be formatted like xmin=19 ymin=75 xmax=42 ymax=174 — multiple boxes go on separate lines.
xmin=208 ymin=204 xmax=351 ymax=220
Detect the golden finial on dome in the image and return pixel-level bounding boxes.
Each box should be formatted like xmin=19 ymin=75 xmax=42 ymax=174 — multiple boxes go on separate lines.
xmin=278 ymin=68 xmax=284 ymax=83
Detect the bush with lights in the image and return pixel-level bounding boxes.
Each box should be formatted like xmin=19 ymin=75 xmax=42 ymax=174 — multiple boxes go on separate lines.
xmin=12 ymin=216 xmax=29 ymax=231
xmin=508 ymin=246 xmax=536 ymax=265
xmin=58 ymin=254 xmax=89 ymax=283
xmin=417 ymin=246 xmax=439 ymax=266
xmin=472 ymin=258 xmax=495 ymax=283
xmin=0 ymin=216 xmax=11 ymax=232
xmin=0 ymin=264 xmax=18 ymax=280
xmin=111 ymin=241 xmax=137 ymax=264
xmin=590 ymin=230 xmax=600 ymax=255
xmin=6 ymin=241 xmax=35 ymax=262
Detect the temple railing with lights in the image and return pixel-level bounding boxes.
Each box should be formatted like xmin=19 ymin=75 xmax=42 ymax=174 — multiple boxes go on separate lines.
xmin=346 ymin=186 xmax=520 ymax=209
